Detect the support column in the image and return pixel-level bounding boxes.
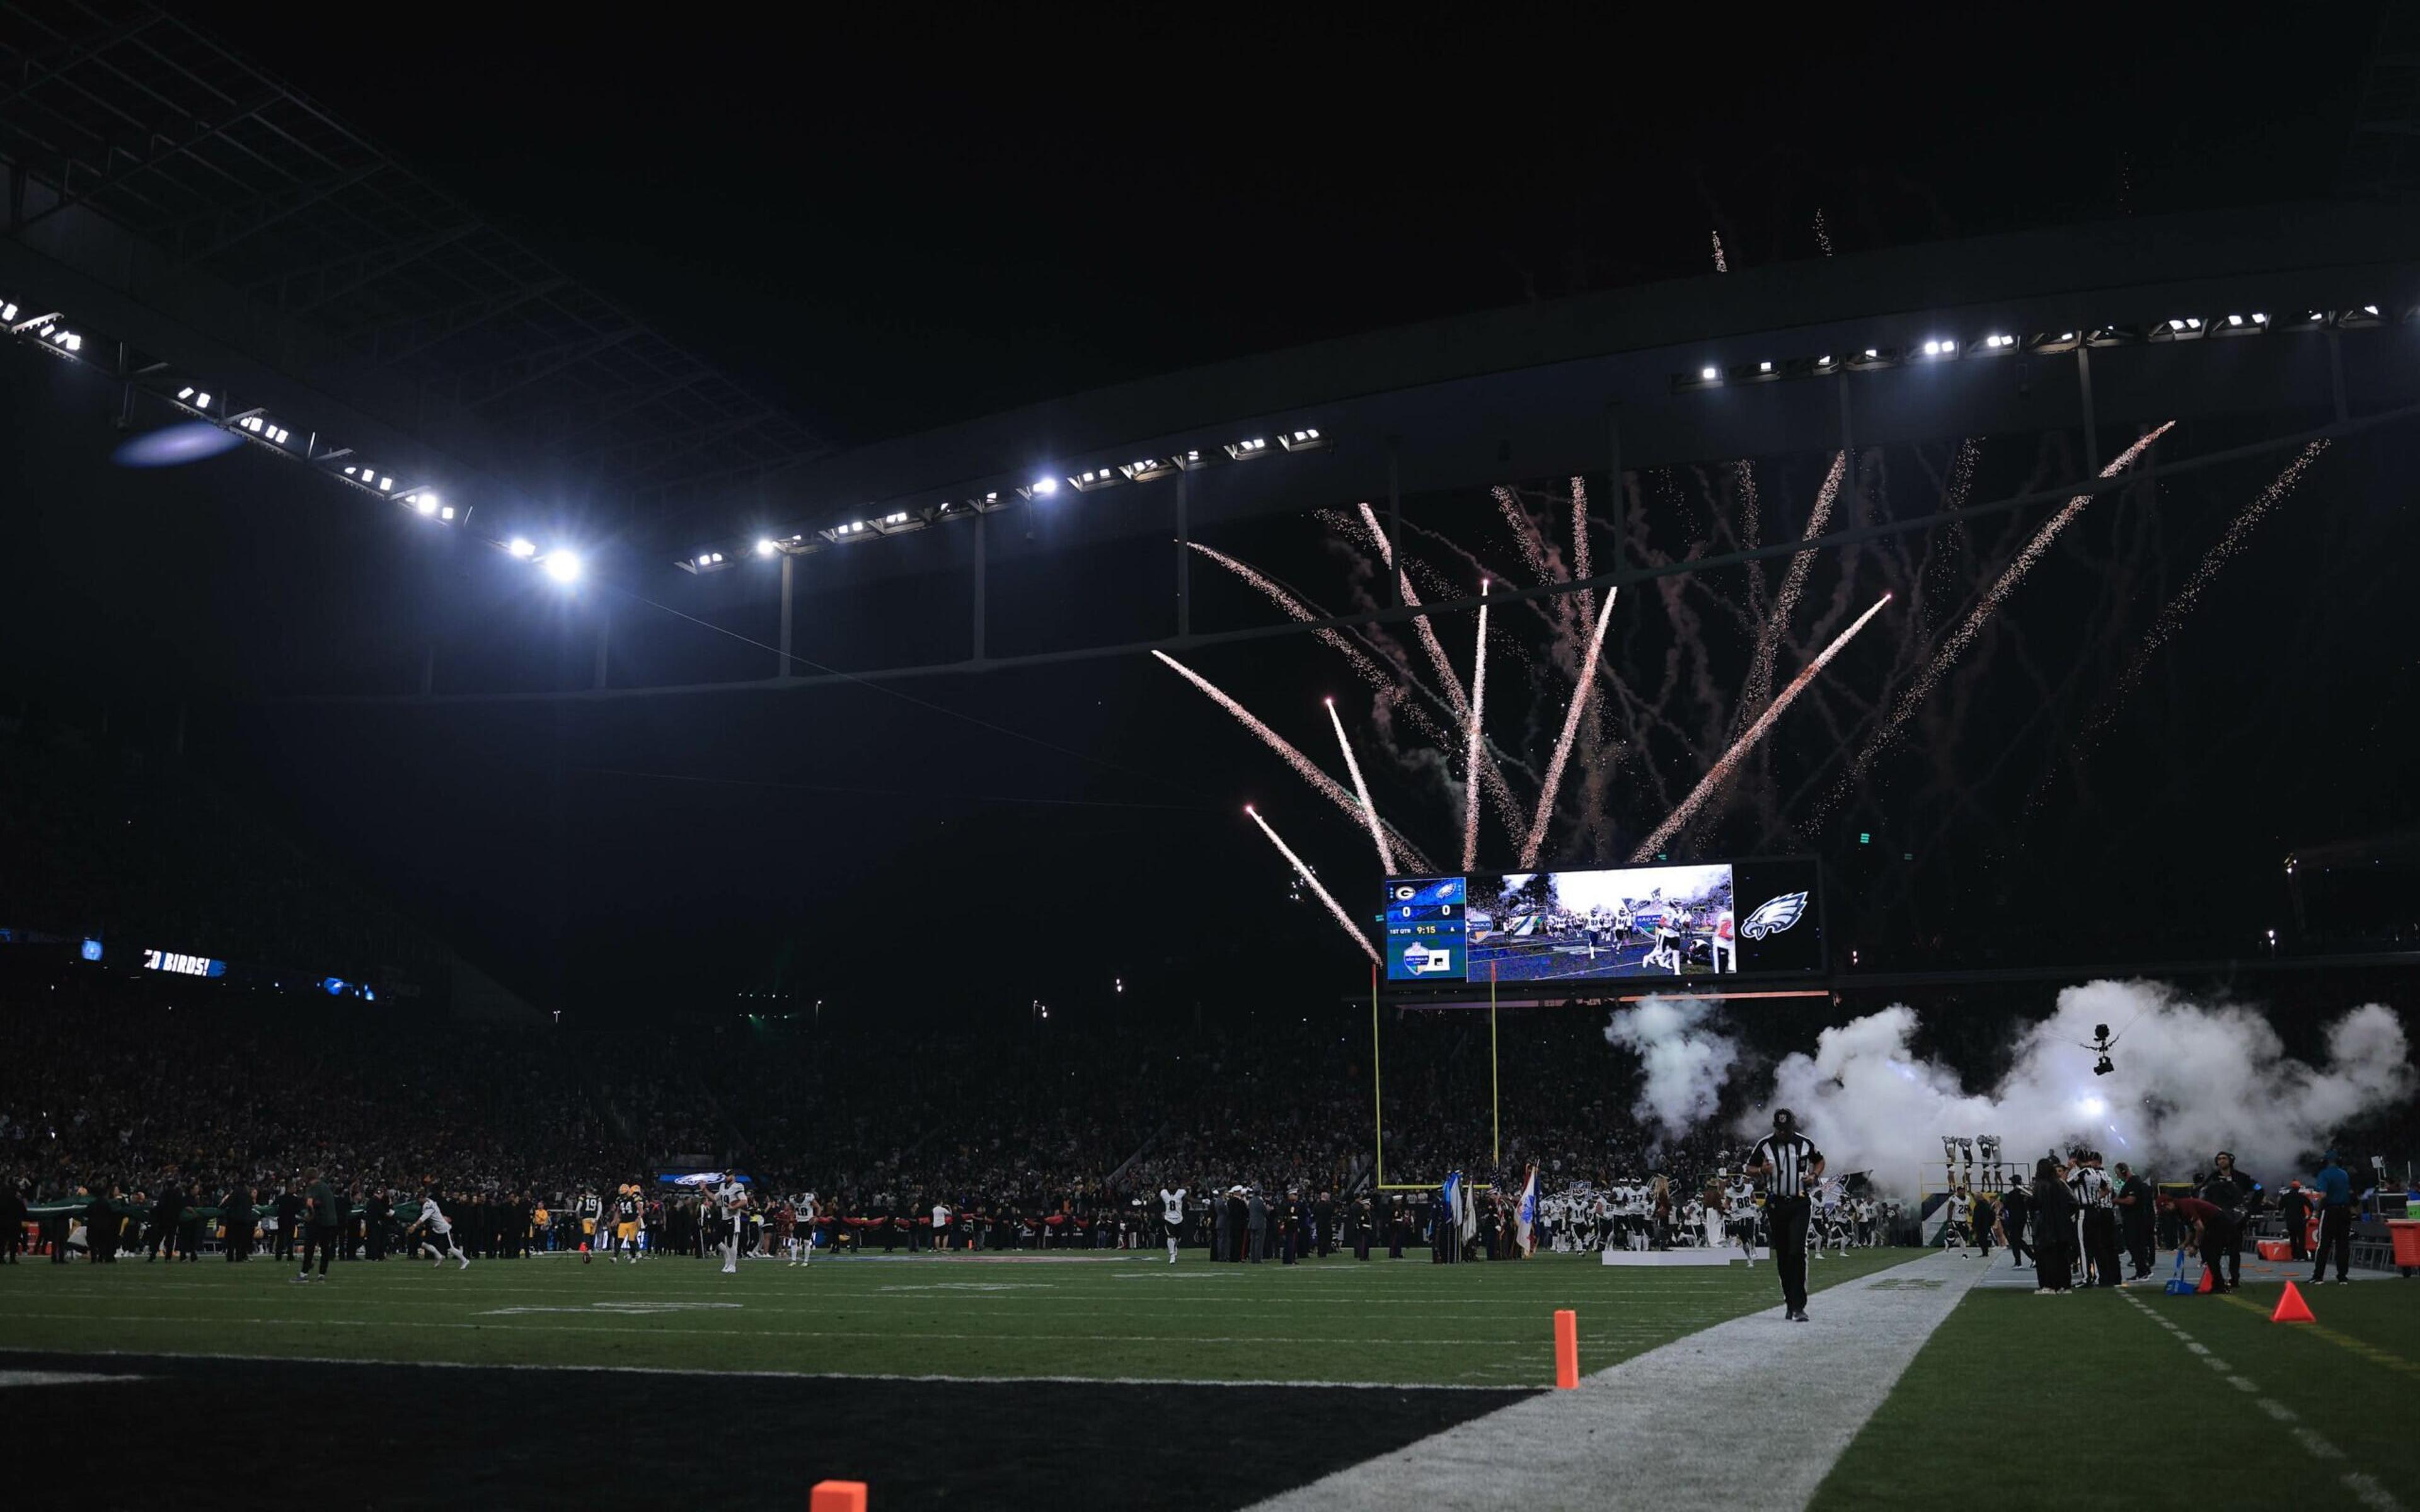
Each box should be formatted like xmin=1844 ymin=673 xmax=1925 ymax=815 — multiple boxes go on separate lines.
xmin=2075 ymin=345 xmax=2099 ymax=475
xmin=1838 ymin=371 xmax=1858 ymax=514
xmin=778 ymin=553 xmax=795 ymax=679
xmin=972 ymin=510 xmax=988 ymax=663
xmin=1386 ymin=438 xmax=1403 ymax=606
xmin=1606 ymin=408 xmax=1625 ymax=576
xmin=1175 ymin=469 xmax=1190 ymax=640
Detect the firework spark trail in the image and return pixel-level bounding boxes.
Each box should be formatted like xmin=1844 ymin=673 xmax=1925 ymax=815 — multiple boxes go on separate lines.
xmin=1710 ymin=230 xmax=1728 ymax=273
xmin=1521 ymin=585 xmax=1618 ymax=868
xmin=1327 ymin=697 xmax=1398 ymax=873
xmin=2079 ymin=439 xmax=2329 ymax=745
xmin=1153 ymin=651 xmax=1433 ymax=872
xmin=1462 ymin=581 xmax=1490 ymax=870
xmin=1739 ymin=451 xmax=1847 ymax=722
xmin=1185 ymin=542 xmax=1393 ymax=691
xmin=1569 ymin=476 xmax=1595 ymax=633
xmin=1492 ymin=486 xmax=1553 ymax=582
xmin=1357 ymin=500 xmax=1470 ymax=719
xmin=1246 ymin=805 xmax=1381 ymax=965
xmin=1852 ymin=422 xmax=2174 ymax=778
xmin=1633 ymin=592 xmax=1894 ymax=862
xmin=1812 ymin=208 xmax=1833 ymax=258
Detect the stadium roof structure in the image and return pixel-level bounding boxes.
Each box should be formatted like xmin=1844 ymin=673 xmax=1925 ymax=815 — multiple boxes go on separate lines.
xmin=0 ymin=0 xmax=831 ymax=531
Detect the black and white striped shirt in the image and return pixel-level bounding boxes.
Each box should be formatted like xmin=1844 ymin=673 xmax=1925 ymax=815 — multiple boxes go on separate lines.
xmin=1750 ymin=1133 xmax=1823 ymax=1199
xmin=2067 ymin=1167 xmax=2114 ymax=1210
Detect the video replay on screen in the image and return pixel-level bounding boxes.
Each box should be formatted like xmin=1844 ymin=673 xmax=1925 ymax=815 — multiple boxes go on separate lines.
xmin=1382 ymin=857 xmax=1823 ymax=986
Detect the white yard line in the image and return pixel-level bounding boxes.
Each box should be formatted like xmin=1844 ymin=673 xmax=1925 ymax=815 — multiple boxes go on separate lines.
xmin=1251 ymin=1249 xmax=1990 ymax=1512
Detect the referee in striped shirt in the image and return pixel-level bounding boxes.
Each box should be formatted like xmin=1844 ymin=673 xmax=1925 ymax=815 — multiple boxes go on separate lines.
xmin=1746 ymin=1109 xmax=1825 ymax=1321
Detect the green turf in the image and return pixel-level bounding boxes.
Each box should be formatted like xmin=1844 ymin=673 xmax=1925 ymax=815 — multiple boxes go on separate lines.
xmin=0 ymin=1247 xmax=1906 ymax=1387
xmin=1814 ymin=1275 xmax=2420 ymax=1511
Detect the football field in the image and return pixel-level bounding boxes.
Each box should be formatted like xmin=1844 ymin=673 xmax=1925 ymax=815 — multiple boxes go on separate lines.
xmin=3 ymin=1248 xmax=2411 ymax=1509
xmin=0 ymin=1245 xmax=1903 ymax=1385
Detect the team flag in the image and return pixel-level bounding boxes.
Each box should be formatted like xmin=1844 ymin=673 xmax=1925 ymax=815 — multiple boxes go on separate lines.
xmin=1514 ymin=1164 xmax=1540 ymax=1256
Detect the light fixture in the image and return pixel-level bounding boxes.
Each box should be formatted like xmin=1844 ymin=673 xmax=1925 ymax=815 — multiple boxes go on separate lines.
xmin=1023 ymin=475 xmax=1059 ymax=499
xmin=439 ymin=506 xmax=456 ymax=521
xmin=1226 ymin=437 xmax=1270 ymax=460
xmin=1170 ymin=447 xmax=1219 ymax=470
xmin=757 ymin=538 xmax=780 ymax=557
xmin=1921 ymin=338 xmax=1954 ymax=356
xmin=1700 ymin=365 xmax=1719 ymax=381
xmin=1757 ymin=360 xmax=1772 ymax=372
xmin=0 ymin=301 xmax=16 ymax=322
xmin=1119 ymin=457 xmax=1175 ymax=482
xmin=1068 ymin=466 xmax=1123 ymax=492
xmin=413 ymin=493 xmax=439 ymax=517
xmin=1277 ymin=427 xmax=1330 ymax=452
xmin=177 ymin=386 xmax=195 ymax=400
xmin=541 ymin=549 xmax=582 ymax=583
xmin=377 ymin=476 xmax=393 ymax=491
xmin=507 ymin=537 xmax=538 ymax=559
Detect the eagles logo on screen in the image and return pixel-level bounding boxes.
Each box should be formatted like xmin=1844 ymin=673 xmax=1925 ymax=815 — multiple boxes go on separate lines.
xmin=1741 ymin=891 xmax=1809 ymax=939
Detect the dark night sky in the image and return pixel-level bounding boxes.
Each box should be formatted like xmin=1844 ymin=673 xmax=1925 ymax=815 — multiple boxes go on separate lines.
xmin=6 ymin=7 xmax=2412 ymax=1023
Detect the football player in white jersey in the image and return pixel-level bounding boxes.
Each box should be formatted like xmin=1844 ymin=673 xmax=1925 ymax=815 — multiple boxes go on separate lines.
xmin=1159 ymin=1186 xmax=1187 ymax=1264
xmin=715 ymin=1179 xmax=749 ymax=1275
xmin=791 ymin=1191 xmax=819 ymax=1266
xmin=408 ymin=1190 xmax=470 ymax=1271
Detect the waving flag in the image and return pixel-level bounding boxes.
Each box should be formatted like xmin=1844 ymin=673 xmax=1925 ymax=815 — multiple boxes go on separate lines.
xmin=1514 ymin=1166 xmax=1540 ymax=1257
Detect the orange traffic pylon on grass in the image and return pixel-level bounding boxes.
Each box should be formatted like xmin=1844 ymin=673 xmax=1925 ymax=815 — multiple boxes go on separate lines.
xmin=2196 ymin=1264 xmax=2215 ymax=1294
xmin=2270 ymin=1281 xmax=2315 ymax=1324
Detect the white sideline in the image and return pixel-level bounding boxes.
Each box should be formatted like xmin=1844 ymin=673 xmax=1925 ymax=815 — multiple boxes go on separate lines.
xmin=1251 ymin=1249 xmax=1989 ymax=1512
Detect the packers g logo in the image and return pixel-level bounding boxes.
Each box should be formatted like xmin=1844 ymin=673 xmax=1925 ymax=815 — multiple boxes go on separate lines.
xmin=1741 ymin=891 xmax=1809 ymax=940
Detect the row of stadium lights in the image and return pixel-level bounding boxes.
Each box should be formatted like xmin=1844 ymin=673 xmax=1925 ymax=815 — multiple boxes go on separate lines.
xmin=1678 ymin=304 xmax=2394 ymax=391
xmin=676 ymin=428 xmax=1330 ymax=575
xmin=4 ymin=297 xmax=587 ymax=586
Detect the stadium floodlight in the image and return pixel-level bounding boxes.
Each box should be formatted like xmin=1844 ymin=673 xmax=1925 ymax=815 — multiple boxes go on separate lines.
xmin=192 ymin=391 xmax=211 ymax=409
xmin=177 ymin=386 xmax=195 ymax=400
xmin=756 ymin=537 xmax=778 ymax=557
xmin=1017 ymin=475 xmax=1060 ymax=500
xmin=413 ymin=492 xmax=439 ymax=517
xmin=1700 ymin=365 xmax=1720 ymax=381
xmin=1846 ymin=346 xmax=1896 ymax=370
xmin=439 ymin=506 xmax=456 ymax=521
xmin=2084 ymin=324 xmax=2139 ymax=346
xmin=541 ymin=549 xmax=582 ymax=583
xmin=507 ymin=537 xmax=538 ymax=558
xmin=1758 ymin=360 xmax=1773 ymax=372
xmin=1920 ymin=338 xmax=1956 ymax=357
xmin=0 ymin=301 xmax=16 ymax=322
xmin=1226 ymin=436 xmax=1271 ymax=461
xmin=1067 ymin=466 xmax=1124 ymax=493
xmin=1170 ymin=446 xmax=1223 ymax=471
xmin=1276 ymin=427 xmax=1330 ymax=452
xmin=2149 ymin=316 xmax=2206 ymax=343
xmin=2339 ymin=302 xmax=2383 ymax=329
xmin=377 ymin=476 xmax=393 ymax=491
xmin=2213 ymin=312 xmax=2266 ymax=340
xmin=1120 ymin=457 xmax=1177 ymax=482
xmin=1978 ymin=333 xmax=2019 ymax=352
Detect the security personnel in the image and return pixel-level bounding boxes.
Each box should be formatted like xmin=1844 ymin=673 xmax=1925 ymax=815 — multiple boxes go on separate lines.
xmin=1746 ymin=1108 xmax=1824 ymax=1321
xmin=2112 ymin=1162 xmax=2155 ymax=1279
xmin=2200 ymin=1152 xmax=2259 ymax=1292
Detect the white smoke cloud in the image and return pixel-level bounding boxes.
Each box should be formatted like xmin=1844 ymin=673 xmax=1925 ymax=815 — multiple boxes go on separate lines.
xmin=1605 ymin=996 xmax=1739 ymax=1142
xmin=1737 ymin=981 xmax=2412 ymax=1193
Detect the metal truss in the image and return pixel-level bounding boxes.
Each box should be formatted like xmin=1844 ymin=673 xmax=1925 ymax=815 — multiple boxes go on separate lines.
xmin=0 ymin=0 xmax=829 ymax=510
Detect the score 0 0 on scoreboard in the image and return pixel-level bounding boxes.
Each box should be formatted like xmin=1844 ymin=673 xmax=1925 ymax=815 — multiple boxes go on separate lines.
xmin=1383 ymin=876 xmax=1468 ymax=980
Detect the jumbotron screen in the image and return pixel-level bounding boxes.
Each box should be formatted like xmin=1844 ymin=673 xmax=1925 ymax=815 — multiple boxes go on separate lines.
xmin=1381 ymin=857 xmax=1823 ymax=985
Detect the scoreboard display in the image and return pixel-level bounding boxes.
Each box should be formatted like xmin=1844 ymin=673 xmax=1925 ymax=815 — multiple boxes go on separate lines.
xmin=1383 ymin=857 xmax=1823 ymax=987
